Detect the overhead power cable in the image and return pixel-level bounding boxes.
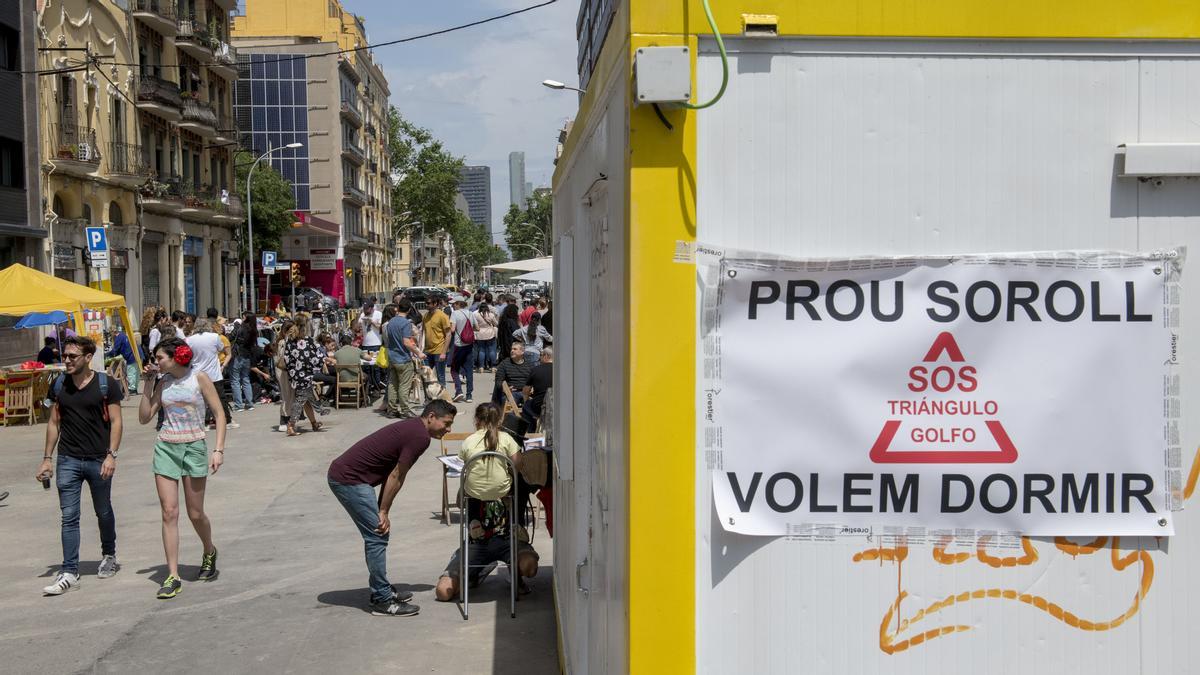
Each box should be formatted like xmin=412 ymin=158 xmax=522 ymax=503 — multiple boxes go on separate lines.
xmin=95 ymin=0 xmax=559 ymax=70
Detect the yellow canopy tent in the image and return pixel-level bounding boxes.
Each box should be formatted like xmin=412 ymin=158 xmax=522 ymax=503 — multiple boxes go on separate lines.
xmin=0 ymin=263 xmax=142 ymax=369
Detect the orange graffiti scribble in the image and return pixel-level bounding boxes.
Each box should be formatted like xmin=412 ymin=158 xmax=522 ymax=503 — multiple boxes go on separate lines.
xmin=853 ymin=447 xmax=1199 ymax=654
xmin=852 ymin=545 xmax=908 ymax=564
xmin=859 ymin=538 xmax=1154 ymax=654
xmin=1184 ymin=446 xmax=1200 ymax=500
xmin=932 ymin=536 xmax=971 ymax=565
xmin=1054 ymin=536 xmax=1108 ymax=557
xmin=976 ymin=536 xmax=1038 ymax=568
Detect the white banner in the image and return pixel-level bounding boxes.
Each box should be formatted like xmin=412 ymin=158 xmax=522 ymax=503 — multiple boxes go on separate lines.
xmin=699 ymin=248 xmax=1184 ymax=537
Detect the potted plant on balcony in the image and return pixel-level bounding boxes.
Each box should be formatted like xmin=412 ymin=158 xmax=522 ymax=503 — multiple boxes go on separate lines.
xmin=57 ymin=145 xmax=75 ymax=159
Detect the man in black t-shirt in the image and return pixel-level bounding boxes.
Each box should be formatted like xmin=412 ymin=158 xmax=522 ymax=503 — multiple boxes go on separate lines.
xmin=491 ymin=342 xmax=534 ymax=407
xmin=520 ymin=347 xmax=553 ymax=432
xmin=36 ymin=336 xmax=125 ymax=596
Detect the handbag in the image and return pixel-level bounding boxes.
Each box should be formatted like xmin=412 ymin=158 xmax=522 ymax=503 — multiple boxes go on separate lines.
xmin=375 ymin=346 xmax=389 ymax=368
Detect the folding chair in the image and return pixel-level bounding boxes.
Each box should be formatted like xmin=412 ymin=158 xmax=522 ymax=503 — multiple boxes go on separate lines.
xmin=2 ymin=371 xmax=36 ymax=426
xmin=459 ymin=450 xmax=520 ymax=620
xmin=334 ymin=365 xmax=365 ymax=408
xmin=439 ymin=432 xmax=472 ymax=525
xmin=500 ymin=382 xmax=521 ymax=418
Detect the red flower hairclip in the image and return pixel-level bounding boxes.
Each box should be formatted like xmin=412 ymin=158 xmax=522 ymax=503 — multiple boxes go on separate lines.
xmin=173 ymin=344 xmax=194 ymax=366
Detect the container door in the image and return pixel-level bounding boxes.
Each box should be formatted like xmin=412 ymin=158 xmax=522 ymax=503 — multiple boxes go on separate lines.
xmin=584 ymin=182 xmax=610 ymax=675
xmin=554 ymin=231 xmax=591 ymax=674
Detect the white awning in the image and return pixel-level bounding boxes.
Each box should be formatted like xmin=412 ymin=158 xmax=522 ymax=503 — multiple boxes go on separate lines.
xmin=511 ymin=267 xmax=553 ymax=283
xmin=484 ymin=256 xmax=553 ymax=272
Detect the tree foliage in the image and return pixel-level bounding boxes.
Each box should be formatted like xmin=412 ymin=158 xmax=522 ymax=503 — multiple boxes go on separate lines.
xmin=234 ymin=150 xmax=296 ymax=255
xmin=451 ymin=216 xmax=509 ymax=268
xmin=387 ymin=106 xmax=464 ymax=241
xmin=503 ymin=190 xmax=552 ymax=259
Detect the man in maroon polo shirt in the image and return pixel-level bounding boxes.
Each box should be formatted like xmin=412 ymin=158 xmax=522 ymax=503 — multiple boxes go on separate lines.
xmin=327 ymin=399 xmax=457 ymax=616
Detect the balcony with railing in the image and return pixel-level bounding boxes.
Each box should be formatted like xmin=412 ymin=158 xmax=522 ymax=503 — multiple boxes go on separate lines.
xmin=341 ymin=138 xmax=365 ymax=165
xmin=176 ymin=17 xmax=215 ymax=59
xmin=337 ymin=54 xmax=361 ymax=83
xmin=49 ymin=124 xmax=101 ymax=176
xmin=342 ymin=180 xmax=367 ymax=205
xmin=107 ymin=142 xmax=152 ymax=184
xmin=179 ymin=96 xmax=217 ymax=138
xmin=136 ymin=74 xmax=183 ymax=121
xmin=339 ymin=99 xmax=363 ymax=127
xmin=132 ymin=0 xmax=177 ymax=35
xmin=211 ymin=42 xmax=238 ymax=80
xmin=213 ymin=112 xmax=236 ymax=145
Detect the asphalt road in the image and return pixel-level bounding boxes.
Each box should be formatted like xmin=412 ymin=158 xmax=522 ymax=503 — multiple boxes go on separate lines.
xmin=0 ymin=372 xmax=558 ymax=675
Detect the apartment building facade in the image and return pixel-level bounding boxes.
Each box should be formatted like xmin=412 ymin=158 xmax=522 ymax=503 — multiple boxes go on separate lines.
xmin=0 ymin=0 xmax=45 ymax=363
xmin=232 ymin=0 xmax=406 ymax=305
xmin=36 ymin=0 xmax=242 ymax=317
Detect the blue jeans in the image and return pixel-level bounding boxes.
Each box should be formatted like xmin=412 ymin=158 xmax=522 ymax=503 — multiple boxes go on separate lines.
xmin=474 ymin=339 xmax=497 ymax=370
xmin=425 ymin=353 xmax=447 ymax=386
xmin=229 ymin=355 xmax=253 ymax=409
xmin=450 ymin=344 xmax=474 ymax=397
xmin=328 ymin=478 xmax=392 ymax=604
xmin=56 ymin=455 xmax=116 ymax=574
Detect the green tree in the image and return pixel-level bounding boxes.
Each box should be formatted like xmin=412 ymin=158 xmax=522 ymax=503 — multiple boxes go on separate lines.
xmin=387 ymin=106 xmax=464 ymax=241
xmin=234 ymin=150 xmax=296 ymax=255
xmin=450 ymin=215 xmax=509 ymax=269
xmin=504 ymin=190 xmax=552 ymax=258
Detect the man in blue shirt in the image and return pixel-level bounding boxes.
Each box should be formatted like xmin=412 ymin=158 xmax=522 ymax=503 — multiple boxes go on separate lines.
xmin=384 ymin=300 xmax=425 ymax=419
xmin=105 ymin=328 xmax=139 ymax=395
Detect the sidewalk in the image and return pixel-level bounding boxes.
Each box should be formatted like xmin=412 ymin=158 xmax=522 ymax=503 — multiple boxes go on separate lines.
xmin=0 ymin=373 xmax=558 ymax=675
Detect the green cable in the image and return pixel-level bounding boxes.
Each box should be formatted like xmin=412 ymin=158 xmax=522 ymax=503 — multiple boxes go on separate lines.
xmin=682 ymin=0 xmax=728 ymax=110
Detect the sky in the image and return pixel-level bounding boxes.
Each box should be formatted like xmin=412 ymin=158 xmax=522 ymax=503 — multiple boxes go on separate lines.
xmin=333 ymin=0 xmax=580 ymax=242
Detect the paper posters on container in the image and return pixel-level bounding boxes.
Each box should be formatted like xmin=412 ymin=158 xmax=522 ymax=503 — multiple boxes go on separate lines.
xmin=698 ymin=248 xmax=1184 ymax=537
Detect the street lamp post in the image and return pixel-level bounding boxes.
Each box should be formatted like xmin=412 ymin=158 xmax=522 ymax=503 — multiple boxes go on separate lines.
xmin=507 ymin=242 xmax=547 ymax=258
xmin=246 ymin=142 xmax=303 ymax=313
xmin=542 ymin=79 xmax=586 ymax=94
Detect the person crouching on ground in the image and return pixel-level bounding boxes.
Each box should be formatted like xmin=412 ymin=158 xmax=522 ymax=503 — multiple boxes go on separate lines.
xmin=435 ymin=403 xmax=539 ymax=602
xmin=327 ymin=399 xmax=457 ymax=616
xmin=138 ymin=337 xmax=226 ymax=599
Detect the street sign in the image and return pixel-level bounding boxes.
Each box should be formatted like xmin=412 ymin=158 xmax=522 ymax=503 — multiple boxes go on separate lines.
xmin=262 ymin=250 xmax=277 ymax=275
xmin=85 ymin=226 xmax=108 ymax=267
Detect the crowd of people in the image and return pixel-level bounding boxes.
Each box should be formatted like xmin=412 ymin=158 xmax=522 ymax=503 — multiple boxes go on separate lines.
xmin=33 ymin=287 xmax=557 ymax=616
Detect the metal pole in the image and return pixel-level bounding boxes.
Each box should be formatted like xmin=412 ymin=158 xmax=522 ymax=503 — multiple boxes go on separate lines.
xmin=246 ymin=161 xmax=255 ymax=314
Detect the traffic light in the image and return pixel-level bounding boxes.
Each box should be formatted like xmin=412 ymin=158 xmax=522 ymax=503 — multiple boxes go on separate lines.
xmin=290 ymin=262 xmax=300 ymax=277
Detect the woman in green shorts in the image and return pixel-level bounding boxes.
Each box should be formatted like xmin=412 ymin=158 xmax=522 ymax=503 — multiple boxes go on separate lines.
xmin=138 ymin=337 xmax=227 ymax=599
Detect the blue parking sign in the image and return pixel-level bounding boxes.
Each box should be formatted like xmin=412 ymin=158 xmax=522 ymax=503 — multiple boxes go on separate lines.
xmin=85 ymin=227 xmax=108 ymax=253
xmin=262 ymin=250 xmax=277 ymax=274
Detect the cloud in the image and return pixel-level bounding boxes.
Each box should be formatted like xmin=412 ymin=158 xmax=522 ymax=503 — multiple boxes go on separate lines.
xmin=374 ymin=0 xmax=579 ymax=234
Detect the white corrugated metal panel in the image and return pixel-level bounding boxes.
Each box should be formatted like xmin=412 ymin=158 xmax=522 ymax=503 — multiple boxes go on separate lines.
xmin=697 ymin=39 xmax=1200 ymax=674
xmin=552 ymin=54 xmax=630 ymax=673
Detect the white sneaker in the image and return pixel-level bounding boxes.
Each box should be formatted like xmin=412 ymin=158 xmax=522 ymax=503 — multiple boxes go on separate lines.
xmin=226 ymin=421 xmax=240 ymax=429
xmin=97 ymin=555 xmax=119 ymax=579
xmin=43 ymin=572 xmax=80 ymax=595
xmin=277 ymin=424 xmax=288 ymax=432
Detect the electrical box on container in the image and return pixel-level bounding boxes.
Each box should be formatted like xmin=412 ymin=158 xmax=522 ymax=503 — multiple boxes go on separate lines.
xmin=634 ymin=46 xmax=691 ymax=105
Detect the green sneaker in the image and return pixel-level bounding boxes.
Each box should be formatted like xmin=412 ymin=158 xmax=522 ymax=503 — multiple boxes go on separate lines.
xmin=156 ymin=575 xmax=182 ymax=599
xmin=198 ymin=548 xmax=219 ymax=582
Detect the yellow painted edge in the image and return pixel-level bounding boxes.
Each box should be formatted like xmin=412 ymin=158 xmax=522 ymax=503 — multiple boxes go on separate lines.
xmin=627 ymin=32 xmax=698 ymax=675
xmin=631 ymin=0 xmax=1200 ymax=39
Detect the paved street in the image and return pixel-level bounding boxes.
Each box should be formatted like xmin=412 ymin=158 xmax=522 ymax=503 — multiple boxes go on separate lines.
xmin=0 ymin=372 xmax=558 ymax=675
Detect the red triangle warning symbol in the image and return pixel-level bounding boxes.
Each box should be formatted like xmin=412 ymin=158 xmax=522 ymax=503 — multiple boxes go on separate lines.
xmin=869 ymin=332 xmax=1018 ymax=464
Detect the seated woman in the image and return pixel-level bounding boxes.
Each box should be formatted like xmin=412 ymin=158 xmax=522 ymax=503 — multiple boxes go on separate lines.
xmin=435 ymin=403 xmax=539 ymax=601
